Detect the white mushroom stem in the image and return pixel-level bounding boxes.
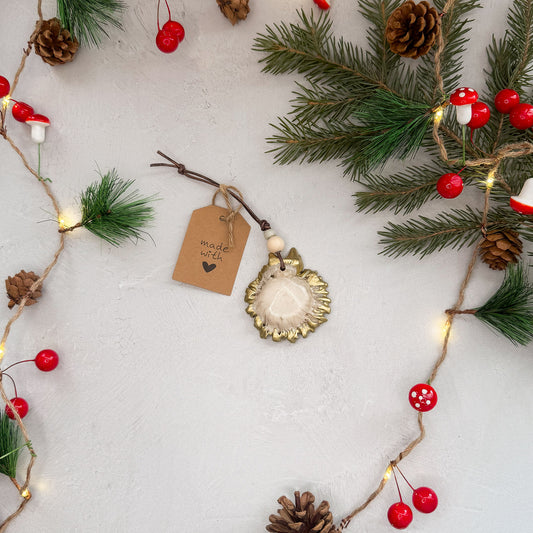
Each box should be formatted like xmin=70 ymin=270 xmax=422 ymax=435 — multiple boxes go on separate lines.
xmin=29 ymin=124 xmax=47 ymax=143
xmin=455 ymin=104 xmax=473 ymax=125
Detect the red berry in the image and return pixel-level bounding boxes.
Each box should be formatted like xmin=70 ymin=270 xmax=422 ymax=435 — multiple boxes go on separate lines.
xmin=0 ymin=76 xmax=10 ymax=98
xmin=409 ymin=383 xmax=438 ymax=412
xmin=313 ymin=0 xmax=331 ymax=8
xmin=387 ymin=502 xmax=413 ymax=529
xmin=5 ymin=398 xmax=29 ymax=420
xmin=12 ymin=102 xmax=34 ymax=123
xmin=156 ymin=29 xmax=179 ymax=53
xmin=436 ymin=173 xmax=463 ymax=199
xmin=509 ymin=103 xmax=533 ymax=130
xmin=494 ymin=89 xmax=520 ymax=114
xmin=467 ymin=101 xmax=490 ymax=129
xmin=162 ymin=20 xmax=185 ymax=42
xmin=412 ymin=487 xmax=438 ymax=513
xmin=35 ymin=349 xmax=59 ymax=371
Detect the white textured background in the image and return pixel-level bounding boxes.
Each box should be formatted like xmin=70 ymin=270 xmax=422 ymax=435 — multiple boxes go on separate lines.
xmin=1 ymin=1 xmax=532 ymax=532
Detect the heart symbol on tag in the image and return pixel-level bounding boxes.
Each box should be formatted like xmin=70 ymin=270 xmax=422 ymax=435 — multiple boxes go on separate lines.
xmin=202 ymin=262 xmax=216 ymax=273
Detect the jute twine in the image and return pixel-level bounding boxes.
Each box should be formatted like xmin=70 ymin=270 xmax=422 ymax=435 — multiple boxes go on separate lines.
xmin=0 ymin=2 xmax=68 ymax=531
xmin=212 ymin=184 xmax=244 ymax=249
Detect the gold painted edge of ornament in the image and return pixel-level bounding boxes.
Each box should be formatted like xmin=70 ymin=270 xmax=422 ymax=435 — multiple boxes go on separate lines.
xmin=244 ymin=248 xmax=331 ymax=343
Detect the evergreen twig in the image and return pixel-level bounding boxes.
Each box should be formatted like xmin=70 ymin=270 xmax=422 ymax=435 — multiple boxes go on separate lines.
xmin=73 ymin=169 xmax=156 ymax=246
xmin=0 ymin=412 xmax=24 ymax=479
xmin=474 ymin=263 xmax=533 ymax=345
xmin=57 ymin=0 xmax=125 ymax=47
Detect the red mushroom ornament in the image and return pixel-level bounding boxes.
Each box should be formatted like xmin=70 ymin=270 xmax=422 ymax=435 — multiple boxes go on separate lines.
xmin=510 ymin=178 xmax=533 ymax=215
xmin=450 ymin=87 xmax=478 ymax=124
xmin=25 ymin=114 xmax=50 ymax=144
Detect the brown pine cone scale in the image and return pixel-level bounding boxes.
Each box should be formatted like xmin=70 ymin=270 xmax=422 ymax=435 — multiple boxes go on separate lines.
xmin=385 ymin=1 xmax=441 ymax=59
xmin=480 ymin=229 xmax=523 ymax=270
xmin=216 ymin=0 xmax=250 ymax=25
xmin=267 ymin=491 xmax=339 ymax=533
xmin=34 ymin=18 xmax=79 ymax=66
xmin=5 ymin=270 xmax=42 ymax=309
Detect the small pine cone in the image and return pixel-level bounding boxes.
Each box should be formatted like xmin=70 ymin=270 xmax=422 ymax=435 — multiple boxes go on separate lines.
xmin=5 ymin=270 xmax=42 ymax=309
xmin=266 ymin=491 xmax=339 ymax=533
xmin=385 ymin=1 xmax=441 ymax=59
xmin=480 ymin=229 xmax=523 ymax=270
xmin=216 ymin=0 xmax=250 ymax=25
xmin=34 ymin=18 xmax=79 ymax=66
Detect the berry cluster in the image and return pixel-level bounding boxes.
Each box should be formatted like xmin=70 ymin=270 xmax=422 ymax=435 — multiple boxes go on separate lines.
xmin=495 ymin=88 xmax=533 ymax=130
xmin=156 ymin=0 xmax=185 ymax=54
xmin=3 ymin=349 xmax=59 ymax=420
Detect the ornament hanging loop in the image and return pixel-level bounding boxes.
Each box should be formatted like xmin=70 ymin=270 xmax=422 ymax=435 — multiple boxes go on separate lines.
xmin=212 ymin=184 xmax=243 ymax=249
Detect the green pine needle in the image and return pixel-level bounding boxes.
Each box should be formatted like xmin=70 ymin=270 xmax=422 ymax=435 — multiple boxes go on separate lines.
xmin=0 ymin=412 xmax=24 ymax=479
xmin=474 ymin=263 xmax=533 ymax=345
xmin=57 ymin=0 xmax=125 ymax=47
xmin=79 ymin=169 xmax=156 ymax=247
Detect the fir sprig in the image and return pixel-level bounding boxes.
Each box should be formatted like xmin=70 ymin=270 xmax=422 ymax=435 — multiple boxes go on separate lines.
xmin=0 ymin=412 xmax=24 ymax=479
xmin=57 ymin=0 xmax=125 ymax=47
xmin=474 ymin=263 xmax=533 ymax=345
xmin=378 ymin=207 xmax=532 ymax=258
xmin=76 ymin=170 xmax=156 ymax=246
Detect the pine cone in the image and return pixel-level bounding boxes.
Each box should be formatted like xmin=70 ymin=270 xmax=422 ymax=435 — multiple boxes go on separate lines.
xmin=34 ymin=18 xmax=79 ymax=66
xmin=480 ymin=230 xmax=523 ymax=270
xmin=385 ymin=1 xmax=441 ymax=59
xmin=5 ymin=270 xmax=42 ymax=309
xmin=216 ymin=0 xmax=250 ymax=25
xmin=267 ymin=491 xmax=339 ymax=533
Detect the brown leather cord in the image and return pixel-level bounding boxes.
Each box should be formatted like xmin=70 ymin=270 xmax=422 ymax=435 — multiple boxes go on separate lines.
xmin=151 ymin=151 xmax=286 ymax=270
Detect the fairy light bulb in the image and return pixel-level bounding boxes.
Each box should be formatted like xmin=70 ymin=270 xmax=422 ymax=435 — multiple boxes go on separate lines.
xmin=433 ymin=106 xmax=444 ymax=123
xmin=442 ymin=318 xmax=451 ymax=338
xmin=0 ymin=343 xmax=5 ymax=362
xmin=20 ymin=488 xmax=31 ymax=499
xmin=383 ymin=465 xmax=393 ymax=482
xmin=2 ymin=95 xmax=10 ymax=110
xmin=486 ymin=169 xmax=496 ymax=189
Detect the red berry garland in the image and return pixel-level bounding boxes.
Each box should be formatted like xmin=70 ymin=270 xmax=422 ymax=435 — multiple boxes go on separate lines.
xmin=509 ymin=103 xmax=533 ymax=130
xmin=408 ymin=383 xmax=437 ymax=412
xmin=387 ymin=502 xmax=413 ymax=529
xmin=5 ymin=397 xmax=29 ymax=419
xmin=494 ymin=89 xmax=520 ymax=113
xmin=436 ymin=173 xmax=463 ymax=199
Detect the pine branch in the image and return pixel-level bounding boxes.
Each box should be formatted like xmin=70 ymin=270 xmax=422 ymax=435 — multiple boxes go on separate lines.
xmin=266 ymin=117 xmax=364 ymax=166
xmin=355 ymin=164 xmax=463 ymax=215
xmin=253 ymin=9 xmax=392 ymax=95
xmin=378 ymin=206 xmax=527 ymax=258
xmin=57 ymin=0 xmax=125 ymax=47
xmin=474 ymin=262 xmax=533 ymax=345
xmin=73 ymin=169 xmax=156 ymax=246
xmin=0 ymin=412 xmax=24 ymax=479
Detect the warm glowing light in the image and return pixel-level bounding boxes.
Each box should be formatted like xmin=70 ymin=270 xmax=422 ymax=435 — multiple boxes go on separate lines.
xmin=1 ymin=95 xmax=10 ymax=110
xmin=486 ymin=169 xmax=496 ymax=189
xmin=58 ymin=217 xmax=67 ymax=229
xmin=442 ymin=319 xmax=451 ymax=337
xmin=383 ymin=465 xmax=393 ymax=481
xmin=0 ymin=343 xmax=4 ymax=362
xmin=20 ymin=488 xmax=31 ymax=500
xmin=433 ymin=107 xmax=444 ymax=123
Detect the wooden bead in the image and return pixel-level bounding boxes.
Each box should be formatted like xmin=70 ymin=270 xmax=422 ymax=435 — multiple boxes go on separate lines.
xmin=267 ymin=235 xmax=285 ymax=253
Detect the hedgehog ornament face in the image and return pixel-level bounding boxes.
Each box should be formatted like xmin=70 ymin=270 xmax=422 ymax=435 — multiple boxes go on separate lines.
xmin=245 ymin=248 xmax=331 ymax=342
